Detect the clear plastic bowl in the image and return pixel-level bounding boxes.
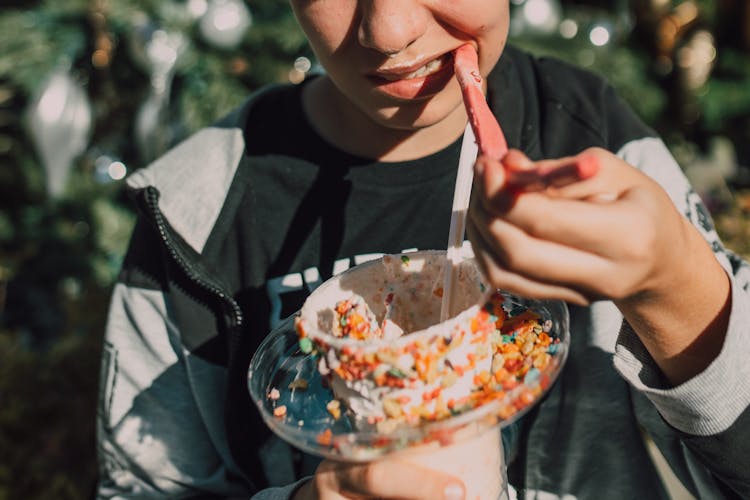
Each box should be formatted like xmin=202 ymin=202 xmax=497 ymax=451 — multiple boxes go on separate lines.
xmin=248 ymin=251 xmax=570 ymax=462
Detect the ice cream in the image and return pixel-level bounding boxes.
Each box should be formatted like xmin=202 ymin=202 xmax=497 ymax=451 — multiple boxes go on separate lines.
xmin=295 ymin=252 xmax=493 ymax=428
xmin=294 ymin=251 xmax=558 ymax=433
xmin=293 ymin=251 xmax=557 ymax=500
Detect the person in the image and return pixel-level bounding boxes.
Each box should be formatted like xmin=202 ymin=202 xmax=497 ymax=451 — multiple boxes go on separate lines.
xmin=96 ymin=0 xmax=750 ymax=498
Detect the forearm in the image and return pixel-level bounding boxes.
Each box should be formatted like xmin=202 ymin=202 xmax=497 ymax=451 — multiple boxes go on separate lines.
xmin=614 ymin=256 xmax=750 ymax=495
xmin=615 ymin=218 xmax=731 ymax=386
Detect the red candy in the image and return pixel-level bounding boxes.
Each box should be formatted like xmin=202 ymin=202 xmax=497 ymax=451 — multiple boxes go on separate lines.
xmin=453 ymin=44 xmax=599 ymax=188
xmin=454 ymin=44 xmax=508 ymax=160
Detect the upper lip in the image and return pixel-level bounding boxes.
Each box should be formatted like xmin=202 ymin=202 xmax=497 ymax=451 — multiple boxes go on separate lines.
xmin=370 ymin=50 xmax=454 ymax=78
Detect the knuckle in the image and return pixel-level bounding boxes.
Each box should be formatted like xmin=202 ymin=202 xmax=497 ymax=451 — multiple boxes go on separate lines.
xmin=616 ymin=210 xmax=657 ymax=260
xmin=626 ymin=228 xmax=656 ymax=263
xmin=618 ymin=240 xmax=644 ymax=263
xmin=582 ymin=146 xmax=606 ymax=159
xmin=601 ymin=279 xmax=629 ymax=300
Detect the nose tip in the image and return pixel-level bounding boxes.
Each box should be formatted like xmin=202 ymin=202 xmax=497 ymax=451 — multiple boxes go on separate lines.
xmin=357 ymin=1 xmax=427 ymax=56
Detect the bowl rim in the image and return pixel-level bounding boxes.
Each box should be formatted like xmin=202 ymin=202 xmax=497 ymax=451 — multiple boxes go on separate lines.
xmin=296 ymin=250 xmax=494 ymax=350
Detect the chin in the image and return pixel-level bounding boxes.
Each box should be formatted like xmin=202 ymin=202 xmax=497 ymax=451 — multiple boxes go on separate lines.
xmin=369 ymin=92 xmax=464 ymax=132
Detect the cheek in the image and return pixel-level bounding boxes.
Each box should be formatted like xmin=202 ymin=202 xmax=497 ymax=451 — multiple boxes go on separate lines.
xmin=467 ymin=12 xmax=510 ymax=76
xmin=477 ymin=26 xmax=509 ymax=76
xmin=438 ymin=0 xmax=508 ymax=32
xmin=436 ymin=1 xmax=509 ymax=67
xmin=290 ymin=1 xmax=358 ymax=57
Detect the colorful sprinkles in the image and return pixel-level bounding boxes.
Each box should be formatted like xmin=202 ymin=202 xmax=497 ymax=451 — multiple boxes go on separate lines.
xmin=290 ymin=291 xmax=561 ymax=435
xmin=333 ymin=297 xmax=380 ymax=340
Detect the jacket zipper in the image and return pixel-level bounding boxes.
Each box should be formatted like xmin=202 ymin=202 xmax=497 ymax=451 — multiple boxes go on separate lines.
xmin=144 ymin=186 xmax=265 ymax=484
xmin=143 ymin=186 xmax=244 ymax=330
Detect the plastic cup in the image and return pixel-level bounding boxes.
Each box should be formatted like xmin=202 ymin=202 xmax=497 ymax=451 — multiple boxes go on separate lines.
xmin=296 ymin=250 xmax=508 ymax=498
xmin=396 ymin=424 xmax=508 ymax=500
xmin=250 ymin=250 xmax=568 ymax=500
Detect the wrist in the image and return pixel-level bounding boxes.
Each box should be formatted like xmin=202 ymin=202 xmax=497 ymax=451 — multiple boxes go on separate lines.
xmin=615 ymin=221 xmax=731 ymax=385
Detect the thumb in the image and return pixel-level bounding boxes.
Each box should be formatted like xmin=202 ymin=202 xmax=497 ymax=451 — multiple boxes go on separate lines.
xmin=476 ymin=154 xmax=521 ymax=213
xmin=475 ymin=154 xmax=507 ymax=199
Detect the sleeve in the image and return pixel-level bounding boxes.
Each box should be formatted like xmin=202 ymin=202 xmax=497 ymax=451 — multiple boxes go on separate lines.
xmin=611 ymin=134 xmax=750 ymax=497
xmin=95 ymin=220 xmax=252 ymax=498
xmin=249 ymin=478 xmax=310 ymax=500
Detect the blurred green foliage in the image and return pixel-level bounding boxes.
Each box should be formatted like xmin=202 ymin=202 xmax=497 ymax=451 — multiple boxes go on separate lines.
xmin=0 ymin=1 xmax=307 ymax=497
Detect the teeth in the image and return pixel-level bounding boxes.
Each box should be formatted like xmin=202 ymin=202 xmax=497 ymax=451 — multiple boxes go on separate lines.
xmin=383 ymin=57 xmax=446 ymax=81
xmin=403 ymin=57 xmax=445 ymax=79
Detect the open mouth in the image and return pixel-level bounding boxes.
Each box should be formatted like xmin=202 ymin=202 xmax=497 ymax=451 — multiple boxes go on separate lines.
xmin=368 ymin=52 xmax=455 ymax=100
xmin=377 ymin=53 xmax=452 ymax=81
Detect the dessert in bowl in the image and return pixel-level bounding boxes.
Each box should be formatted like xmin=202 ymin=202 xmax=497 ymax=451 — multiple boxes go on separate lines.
xmin=294 ymin=250 xmax=567 ymax=435
xmin=249 ymin=251 xmax=569 ymax=499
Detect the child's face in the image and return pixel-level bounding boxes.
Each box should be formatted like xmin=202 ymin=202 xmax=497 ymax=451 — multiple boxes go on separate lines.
xmin=290 ymin=0 xmax=510 ymax=132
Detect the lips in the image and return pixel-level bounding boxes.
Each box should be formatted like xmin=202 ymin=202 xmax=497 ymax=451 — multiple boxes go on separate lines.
xmin=368 ymin=53 xmax=456 ymax=100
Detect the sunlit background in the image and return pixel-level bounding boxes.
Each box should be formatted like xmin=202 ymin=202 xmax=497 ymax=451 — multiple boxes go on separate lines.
xmin=1 ymin=0 xmax=749 ymax=498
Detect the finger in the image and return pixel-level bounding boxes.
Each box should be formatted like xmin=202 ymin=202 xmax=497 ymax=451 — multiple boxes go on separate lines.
xmin=503 ymin=150 xmax=599 ymax=191
xmin=474 ymin=153 xmax=650 ymax=255
xmin=536 ymin=153 xmax=599 ymax=187
xmin=468 ymin=202 xmax=612 ymax=293
xmin=325 ymin=459 xmax=466 ymax=500
xmin=503 ymin=150 xmax=546 ymax=192
xmin=474 ymin=152 xmax=604 ymax=216
xmin=485 ymin=190 xmax=636 ymax=256
xmin=475 ymin=155 xmax=506 ymax=195
xmin=469 ymin=224 xmax=590 ymax=305
xmin=467 ymin=220 xmax=591 ymax=305
xmin=488 ymin=147 xmax=633 ymax=204
xmin=475 ymin=155 xmax=516 ymax=213
xmin=502 ymin=149 xmax=535 ymax=171
xmin=544 ymin=148 xmax=641 ymax=200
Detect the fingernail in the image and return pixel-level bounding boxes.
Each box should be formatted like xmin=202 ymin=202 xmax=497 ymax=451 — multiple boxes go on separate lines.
xmin=443 ymin=482 xmax=465 ymax=500
xmin=576 ymin=153 xmax=599 ymax=179
xmin=484 ymin=160 xmax=506 ymax=196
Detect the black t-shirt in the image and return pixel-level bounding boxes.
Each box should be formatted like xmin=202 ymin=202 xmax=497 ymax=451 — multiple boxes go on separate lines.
xmin=216 ymin=80 xmax=463 ymax=340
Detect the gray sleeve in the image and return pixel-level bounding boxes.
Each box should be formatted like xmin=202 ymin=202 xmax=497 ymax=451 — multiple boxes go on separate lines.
xmin=614 ymin=278 xmax=750 ymax=436
xmin=612 ymin=137 xmax=750 ymax=496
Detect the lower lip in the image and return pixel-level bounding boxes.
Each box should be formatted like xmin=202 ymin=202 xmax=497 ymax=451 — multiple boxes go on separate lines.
xmin=369 ymin=61 xmax=455 ymax=100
